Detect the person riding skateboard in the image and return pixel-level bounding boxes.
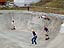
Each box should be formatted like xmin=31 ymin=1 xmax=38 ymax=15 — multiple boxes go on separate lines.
xmin=31 ymin=29 xmax=37 ymax=45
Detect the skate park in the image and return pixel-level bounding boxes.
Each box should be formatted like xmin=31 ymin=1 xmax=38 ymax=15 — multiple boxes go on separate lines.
xmin=0 ymin=10 xmax=64 ymax=48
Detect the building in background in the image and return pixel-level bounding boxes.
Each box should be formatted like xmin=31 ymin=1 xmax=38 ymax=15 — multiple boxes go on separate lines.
xmin=14 ymin=0 xmax=40 ymax=7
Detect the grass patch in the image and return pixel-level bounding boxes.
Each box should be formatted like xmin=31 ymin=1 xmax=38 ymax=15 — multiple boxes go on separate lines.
xmin=44 ymin=0 xmax=64 ymax=8
xmin=32 ymin=0 xmax=53 ymax=6
xmin=0 ymin=6 xmax=64 ymax=14
xmin=31 ymin=0 xmax=64 ymax=14
xmin=0 ymin=7 xmax=28 ymax=10
xmin=29 ymin=6 xmax=64 ymax=14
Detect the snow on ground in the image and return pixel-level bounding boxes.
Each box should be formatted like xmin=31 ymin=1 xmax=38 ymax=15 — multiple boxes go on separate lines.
xmin=0 ymin=10 xmax=63 ymax=48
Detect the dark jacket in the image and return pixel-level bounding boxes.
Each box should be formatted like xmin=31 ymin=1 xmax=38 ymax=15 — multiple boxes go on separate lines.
xmin=44 ymin=27 xmax=49 ymax=32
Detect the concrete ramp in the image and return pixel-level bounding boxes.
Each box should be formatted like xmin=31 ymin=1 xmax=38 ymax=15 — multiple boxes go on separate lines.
xmin=60 ymin=23 xmax=64 ymax=33
xmin=0 ymin=10 xmax=63 ymax=48
xmin=0 ymin=12 xmax=44 ymax=32
xmin=46 ymin=33 xmax=64 ymax=48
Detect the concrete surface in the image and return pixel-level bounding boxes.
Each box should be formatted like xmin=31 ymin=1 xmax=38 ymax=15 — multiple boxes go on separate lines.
xmin=0 ymin=10 xmax=63 ymax=48
xmin=59 ymin=23 xmax=64 ymax=33
xmin=46 ymin=33 xmax=64 ymax=48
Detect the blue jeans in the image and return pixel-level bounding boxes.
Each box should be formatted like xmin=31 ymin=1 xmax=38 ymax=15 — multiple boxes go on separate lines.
xmin=32 ymin=36 xmax=37 ymax=44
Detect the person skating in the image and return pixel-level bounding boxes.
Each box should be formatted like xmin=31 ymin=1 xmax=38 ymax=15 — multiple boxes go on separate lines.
xmin=44 ymin=26 xmax=49 ymax=33
xmin=45 ymin=34 xmax=50 ymax=40
xmin=31 ymin=29 xmax=37 ymax=45
xmin=11 ymin=18 xmax=16 ymax=30
xmin=44 ymin=26 xmax=50 ymax=40
xmin=11 ymin=25 xmax=16 ymax=30
xmin=39 ymin=15 xmax=50 ymax=21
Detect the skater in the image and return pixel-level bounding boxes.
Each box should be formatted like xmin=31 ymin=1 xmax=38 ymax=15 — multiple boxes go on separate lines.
xmin=11 ymin=25 xmax=16 ymax=30
xmin=44 ymin=26 xmax=49 ymax=33
xmin=44 ymin=26 xmax=50 ymax=40
xmin=44 ymin=15 xmax=50 ymax=21
xmin=11 ymin=17 xmax=16 ymax=30
xmin=11 ymin=17 xmax=14 ymax=25
xmin=45 ymin=35 xmax=50 ymax=40
xmin=31 ymin=29 xmax=37 ymax=45
xmin=39 ymin=15 xmax=50 ymax=20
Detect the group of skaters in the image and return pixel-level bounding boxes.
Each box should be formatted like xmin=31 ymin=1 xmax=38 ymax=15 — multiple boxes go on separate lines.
xmin=40 ymin=15 xmax=50 ymax=40
xmin=11 ymin=15 xmax=50 ymax=45
xmin=31 ymin=26 xmax=49 ymax=45
xmin=31 ymin=15 xmax=50 ymax=45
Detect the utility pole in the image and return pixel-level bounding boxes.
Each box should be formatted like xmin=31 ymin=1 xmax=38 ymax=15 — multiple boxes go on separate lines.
xmin=27 ymin=6 xmax=29 ymax=11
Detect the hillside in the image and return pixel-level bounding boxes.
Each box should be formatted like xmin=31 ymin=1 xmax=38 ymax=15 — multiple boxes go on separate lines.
xmin=32 ymin=0 xmax=64 ymax=9
xmin=30 ymin=0 xmax=64 ymax=14
xmin=44 ymin=0 xmax=64 ymax=9
xmin=32 ymin=0 xmax=53 ymax=6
